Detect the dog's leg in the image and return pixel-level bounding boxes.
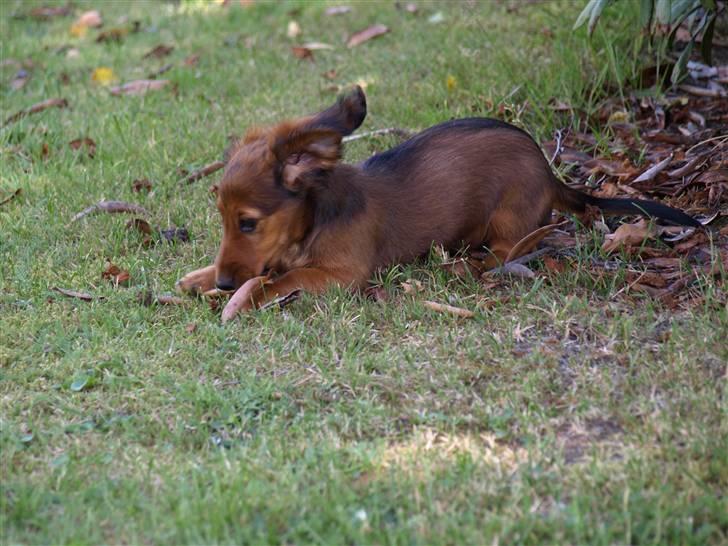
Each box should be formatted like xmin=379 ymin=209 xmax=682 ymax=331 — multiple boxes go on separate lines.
xmin=240 ymin=267 xmax=349 ymax=311
xmin=176 ymin=265 xmax=217 ymax=295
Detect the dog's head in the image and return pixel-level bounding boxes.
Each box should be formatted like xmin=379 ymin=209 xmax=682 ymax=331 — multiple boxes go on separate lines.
xmin=214 ymin=86 xmax=366 ymax=290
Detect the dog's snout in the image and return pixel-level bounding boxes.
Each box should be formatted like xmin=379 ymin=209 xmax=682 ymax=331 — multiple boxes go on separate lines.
xmin=215 ymin=277 xmax=236 ymax=291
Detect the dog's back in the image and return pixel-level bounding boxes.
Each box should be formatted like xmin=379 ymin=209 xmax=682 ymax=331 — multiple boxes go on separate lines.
xmin=360 ymin=118 xmax=556 ymax=267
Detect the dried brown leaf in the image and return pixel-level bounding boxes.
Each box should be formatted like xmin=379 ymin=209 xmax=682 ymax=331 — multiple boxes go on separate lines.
xmin=71 ymin=200 xmax=148 ymax=222
xmin=325 ymin=6 xmax=351 ymax=15
xmin=10 ymin=69 xmax=30 ymax=91
xmin=3 ymin=97 xmax=68 ymax=127
xmin=633 ymin=155 xmax=672 ymax=183
xmin=602 ymin=219 xmax=654 ymax=254
xmin=347 ymin=24 xmax=389 ymax=48
xmin=364 ymin=285 xmax=389 ymax=302
xmin=53 ymin=287 xmax=100 ymax=301
xmin=126 ymin=217 xmax=153 ymax=235
xmin=96 ymin=27 xmax=129 ymax=43
xmin=184 ymin=54 xmax=200 ymax=66
xmin=29 ymin=5 xmax=71 ymax=19
xmin=110 ymin=79 xmax=169 ymax=96
xmin=131 ymin=178 xmax=152 ymax=193
xmin=160 ymin=227 xmax=190 ymax=243
xmin=423 ymin=300 xmax=475 ymax=318
xmin=102 ymin=262 xmax=131 ymax=287
xmin=291 ymin=46 xmax=313 ymax=60
xmin=143 ymin=44 xmax=174 ymax=59
xmin=69 ymin=137 xmax=96 ymax=158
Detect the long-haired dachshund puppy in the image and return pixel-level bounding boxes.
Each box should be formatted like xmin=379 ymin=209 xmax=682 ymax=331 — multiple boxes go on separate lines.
xmin=177 ymin=86 xmax=700 ymax=311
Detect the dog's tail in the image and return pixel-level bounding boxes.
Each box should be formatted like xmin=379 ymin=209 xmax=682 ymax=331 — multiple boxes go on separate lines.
xmin=552 ymin=177 xmax=701 ymax=227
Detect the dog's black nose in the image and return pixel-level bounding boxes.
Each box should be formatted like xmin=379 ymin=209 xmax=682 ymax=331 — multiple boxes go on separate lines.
xmin=215 ymin=278 xmax=236 ymax=291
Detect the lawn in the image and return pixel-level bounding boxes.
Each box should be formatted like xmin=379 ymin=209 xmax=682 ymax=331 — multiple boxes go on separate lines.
xmin=1 ymin=1 xmax=726 ymax=544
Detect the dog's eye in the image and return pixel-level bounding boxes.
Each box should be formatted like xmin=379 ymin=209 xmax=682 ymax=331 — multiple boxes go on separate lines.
xmin=239 ymin=218 xmax=258 ymax=233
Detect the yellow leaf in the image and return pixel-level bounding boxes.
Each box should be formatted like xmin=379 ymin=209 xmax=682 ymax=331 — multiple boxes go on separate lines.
xmin=92 ymin=67 xmax=116 ymax=86
xmin=607 ymin=111 xmax=629 ymax=124
xmin=446 ymin=75 xmax=457 ymax=91
xmin=70 ymin=22 xmax=88 ymax=38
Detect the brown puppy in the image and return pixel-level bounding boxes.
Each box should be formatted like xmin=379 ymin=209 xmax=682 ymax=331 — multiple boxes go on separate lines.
xmin=177 ymin=86 xmax=700 ymax=310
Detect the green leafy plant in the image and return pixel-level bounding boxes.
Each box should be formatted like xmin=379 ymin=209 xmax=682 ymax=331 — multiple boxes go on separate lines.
xmin=575 ymin=0 xmax=722 ymax=84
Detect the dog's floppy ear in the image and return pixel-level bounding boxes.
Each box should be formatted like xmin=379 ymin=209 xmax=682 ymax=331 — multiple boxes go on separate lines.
xmin=308 ymin=85 xmax=367 ymax=136
xmin=271 ymin=126 xmax=342 ymax=193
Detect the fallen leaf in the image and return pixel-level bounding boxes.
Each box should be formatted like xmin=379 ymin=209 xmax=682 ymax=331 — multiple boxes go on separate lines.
xmin=96 ymin=27 xmax=129 ymax=43
xmin=401 ymin=279 xmax=424 ymax=294
xmin=633 ymin=154 xmax=672 ymax=183
xmin=446 ymin=75 xmax=457 ymax=91
xmin=69 ymin=137 xmax=96 ymax=158
xmin=322 ymin=69 xmax=337 ymax=80
xmin=291 ymin=46 xmax=313 ymax=60
xmin=347 ymin=24 xmax=389 ymax=48
xmin=53 ymin=287 xmax=101 ymax=301
xmin=364 ymin=285 xmax=388 ymax=302
xmin=423 ymin=300 xmax=475 ymax=318
xmin=109 ymin=79 xmax=169 ymax=96
xmin=602 ymin=219 xmax=654 ymax=253
xmin=91 ymin=67 xmax=116 ymax=86
xmin=325 ymin=6 xmax=351 ymax=15
xmin=160 ymin=227 xmax=190 ymax=243
xmin=185 ymin=323 xmax=198 ymax=333
xmin=40 ymin=143 xmax=50 ymax=161
xmin=126 ymin=217 xmax=153 ymax=235
xmin=3 ymin=97 xmax=68 ymax=127
xmin=143 ymin=44 xmax=174 ymax=59
xmin=0 ymin=188 xmax=22 ymax=207
xmin=302 ymin=42 xmax=334 ymax=50
xmin=542 ymin=255 xmax=565 ymax=273
xmin=626 ymin=270 xmax=667 ymax=288
xmin=10 ymin=69 xmax=30 ymax=90
xmin=287 ymin=21 xmax=301 ymax=38
xmin=184 ymin=54 xmax=200 ymax=66
xmin=71 ymin=200 xmax=148 ymax=222
xmin=131 ymin=178 xmax=152 ymax=192
xmin=29 ymin=6 xmax=71 ymax=20
xmin=102 ymin=262 xmax=131 ymax=287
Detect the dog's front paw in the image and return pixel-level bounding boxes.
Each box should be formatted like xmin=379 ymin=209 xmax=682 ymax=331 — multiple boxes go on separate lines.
xmin=176 ymin=265 xmax=217 ymax=295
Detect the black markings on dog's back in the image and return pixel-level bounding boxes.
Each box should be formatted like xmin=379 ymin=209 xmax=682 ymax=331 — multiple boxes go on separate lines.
xmin=308 ymin=172 xmax=366 ymax=227
xmin=362 ymin=117 xmax=531 ymax=173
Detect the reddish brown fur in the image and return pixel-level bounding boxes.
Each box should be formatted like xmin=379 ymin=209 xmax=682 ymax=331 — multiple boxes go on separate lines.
xmin=177 ymin=87 xmax=699 ymax=310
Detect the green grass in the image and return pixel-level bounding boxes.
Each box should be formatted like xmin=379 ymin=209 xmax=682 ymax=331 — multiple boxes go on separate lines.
xmin=1 ymin=1 xmax=726 ymax=544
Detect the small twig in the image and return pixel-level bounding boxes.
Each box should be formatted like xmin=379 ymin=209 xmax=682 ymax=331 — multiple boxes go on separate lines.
xmin=0 ymin=188 xmax=21 ymax=206
xmin=342 ymin=127 xmax=414 ymax=143
xmin=548 ymin=129 xmax=564 ymax=166
xmin=70 ymin=200 xmax=148 ymax=223
xmin=53 ymin=287 xmax=101 ymax=301
xmin=685 ymin=135 xmax=728 ymax=157
xmin=3 ymin=98 xmax=69 ymax=127
xmin=678 ymin=84 xmax=726 ymax=98
xmin=423 ymin=300 xmax=475 ymax=318
xmin=181 ymin=160 xmax=225 ymax=184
